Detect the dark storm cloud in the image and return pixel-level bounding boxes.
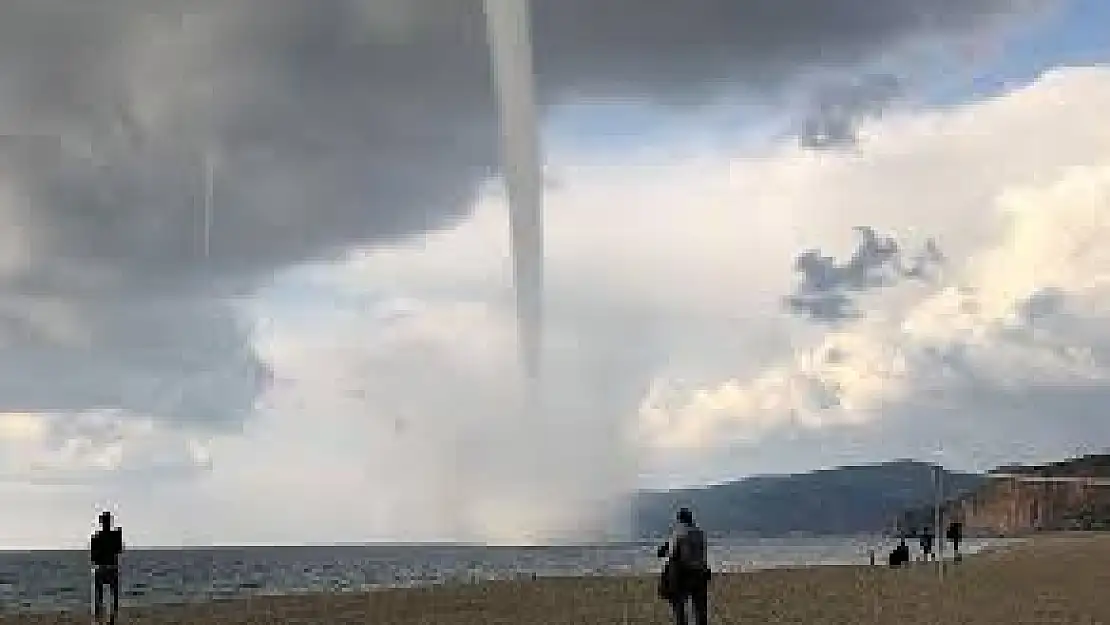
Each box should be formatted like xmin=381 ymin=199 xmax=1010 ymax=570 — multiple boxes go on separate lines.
xmin=0 ymin=0 xmax=1045 ymax=438
xmin=1016 ymin=286 xmax=1067 ymax=323
xmin=785 ymin=227 xmax=944 ymax=323
xmin=798 ymin=73 xmax=904 ymax=149
xmin=0 ymin=292 xmax=266 ymax=424
xmin=531 ymin=0 xmax=1048 ymax=100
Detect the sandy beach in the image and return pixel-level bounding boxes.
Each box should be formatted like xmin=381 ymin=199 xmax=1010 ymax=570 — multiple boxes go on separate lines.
xmin=4 ymin=534 xmax=1110 ymax=624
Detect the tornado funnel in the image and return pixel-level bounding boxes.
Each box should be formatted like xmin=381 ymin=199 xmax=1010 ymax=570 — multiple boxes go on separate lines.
xmin=483 ymin=0 xmax=544 ymax=382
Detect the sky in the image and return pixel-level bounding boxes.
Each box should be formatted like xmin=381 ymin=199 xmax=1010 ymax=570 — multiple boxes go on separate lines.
xmin=0 ymin=0 xmax=1109 ymax=548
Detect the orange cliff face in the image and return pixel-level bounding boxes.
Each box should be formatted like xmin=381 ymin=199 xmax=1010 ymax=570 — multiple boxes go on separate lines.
xmin=901 ymin=455 xmax=1110 ymax=537
xmin=952 ymin=478 xmax=1110 ymax=535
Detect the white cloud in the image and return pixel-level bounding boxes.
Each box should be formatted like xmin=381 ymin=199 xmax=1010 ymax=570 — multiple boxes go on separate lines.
xmin=639 ymin=67 xmax=1110 ymax=475
xmin=0 ymin=409 xmax=211 ymax=484
xmin=318 ymin=66 xmax=1110 ymax=488
xmin=205 ymin=298 xmax=638 ymax=545
xmin=7 ymin=65 xmax=1110 ymax=546
xmin=645 ymin=164 xmax=1110 ymax=451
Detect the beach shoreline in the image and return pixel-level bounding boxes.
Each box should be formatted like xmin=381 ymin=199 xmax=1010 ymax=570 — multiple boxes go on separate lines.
xmin=0 ymin=535 xmax=1017 ymax=615
xmin=2 ymin=534 xmax=1105 ymax=623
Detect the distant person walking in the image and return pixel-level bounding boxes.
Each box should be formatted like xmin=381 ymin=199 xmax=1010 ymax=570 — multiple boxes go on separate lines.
xmin=90 ymin=511 xmax=124 ymax=625
xmin=657 ymin=507 xmax=711 ymax=625
xmin=947 ymin=520 xmax=963 ymax=561
xmin=919 ymin=526 xmax=935 ymax=561
xmin=888 ymin=537 xmax=910 ymax=567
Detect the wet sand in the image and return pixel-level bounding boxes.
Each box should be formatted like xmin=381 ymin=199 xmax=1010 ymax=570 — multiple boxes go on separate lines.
xmin=4 ymin=534 xmax=1110 ymax=624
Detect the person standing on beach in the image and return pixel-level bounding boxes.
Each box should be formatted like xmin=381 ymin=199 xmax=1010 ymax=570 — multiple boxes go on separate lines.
xmin=888 ymin=537 xmax=910 ymax=567
xmin=657 ymin=507 xmax=711 ymax=625
xmin=919 ymin=526 xmax=935 ymax=561
xmin=947 ymin=520 xmax=963 ymax=561
xmin=90 ymin=511 xmax=124 ymax=625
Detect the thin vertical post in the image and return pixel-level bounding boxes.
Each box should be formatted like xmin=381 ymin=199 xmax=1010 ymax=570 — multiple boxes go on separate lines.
xmin=934 ymin=464 xmax=943 ymax=559
xmin=203 ymin=150 xmax=214 ymax=260
xmin=934 ymin=461 xmax=945 ymax=580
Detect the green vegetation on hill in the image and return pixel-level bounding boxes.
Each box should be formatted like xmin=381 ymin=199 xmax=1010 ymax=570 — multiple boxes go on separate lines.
xmin=633 ymin=460 xmax=985 ymax=537
xmin=990 ymin=454 xmax=1110 ymax=478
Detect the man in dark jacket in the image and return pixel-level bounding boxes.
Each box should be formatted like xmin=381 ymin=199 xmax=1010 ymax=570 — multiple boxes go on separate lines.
xmin=889 ymin=537 xmax=910 ymax=567
xmin=919 ymin=527 xmax=935 ymax=561
xmin=947 ymin=521 xmax=963 ymax=561
xmin=657 ymin=507 xmax=711 ymax=625
xmin=90 ymin=511 xmax=124 ymax=625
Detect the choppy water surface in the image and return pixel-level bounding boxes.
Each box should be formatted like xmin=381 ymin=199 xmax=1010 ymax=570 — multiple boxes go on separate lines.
xmin=0 ymin=536 xmax=1009 ymax=612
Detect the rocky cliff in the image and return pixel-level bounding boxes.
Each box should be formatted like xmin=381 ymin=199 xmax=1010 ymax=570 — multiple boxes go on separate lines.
xmin=903 ymin=455 xmax=1110 ymax=536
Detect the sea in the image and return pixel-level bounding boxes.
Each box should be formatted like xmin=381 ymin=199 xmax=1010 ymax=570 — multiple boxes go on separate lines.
xmin=0 ymin=535 xmax=1012 ymax=613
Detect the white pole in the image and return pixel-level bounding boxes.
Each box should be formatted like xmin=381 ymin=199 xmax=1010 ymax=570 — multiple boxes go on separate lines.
xmin=203 ymin=150 xmax=214 ymax=260
xmin=933 ymin=444 xmax=944 ymax=578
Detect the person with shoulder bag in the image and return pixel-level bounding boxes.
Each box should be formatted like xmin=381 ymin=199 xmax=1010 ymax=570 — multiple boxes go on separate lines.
xmin=656 ymin=507 xmax=711 ymax=625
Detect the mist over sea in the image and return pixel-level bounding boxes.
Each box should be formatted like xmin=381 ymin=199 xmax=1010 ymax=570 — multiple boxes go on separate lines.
xmin=0 ymin=536 xmax=1011 ymax=612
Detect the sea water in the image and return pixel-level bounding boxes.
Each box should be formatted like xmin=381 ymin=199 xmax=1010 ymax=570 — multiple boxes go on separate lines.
xmin=0 ymin=535 xmax=1012 ymax=613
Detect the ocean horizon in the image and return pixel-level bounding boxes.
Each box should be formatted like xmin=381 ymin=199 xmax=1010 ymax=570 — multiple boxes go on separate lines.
xmin=0 ymin=535 xmax=1012 ymax=613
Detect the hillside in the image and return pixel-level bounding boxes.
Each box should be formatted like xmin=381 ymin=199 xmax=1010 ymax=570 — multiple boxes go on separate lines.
xmin=633 ymin=460 xmax=985 ymax=537
xmin=904 ymin=454 xmax=1110 ymax=536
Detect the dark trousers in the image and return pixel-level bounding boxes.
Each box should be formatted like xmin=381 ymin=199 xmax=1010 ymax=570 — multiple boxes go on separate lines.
xmin=92 ymin=565 xmax=119 ymax=623
xmin=668 ymin=581 xmax=708 ymax=625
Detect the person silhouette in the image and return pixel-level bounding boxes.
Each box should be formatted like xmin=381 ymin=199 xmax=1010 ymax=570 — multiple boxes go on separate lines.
xmin=946 ymin=520 xmax=963 ymax=561
xmin=919 ymin=527 xmax=935 ymax=561
xmin=888 ymin=537 xmax=910 ymax=567
xmin=657 ymin=507 xmax=711 ymax=625
xmin=90 ymin=511 xmax=123 ymax=625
